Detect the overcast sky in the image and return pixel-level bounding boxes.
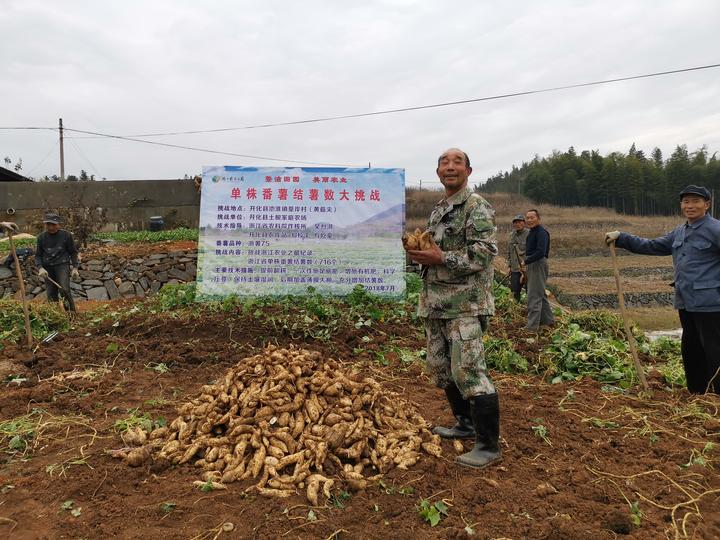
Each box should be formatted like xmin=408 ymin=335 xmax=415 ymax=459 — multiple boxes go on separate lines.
xmin=2 ymin=0 xmax=719 ymax=187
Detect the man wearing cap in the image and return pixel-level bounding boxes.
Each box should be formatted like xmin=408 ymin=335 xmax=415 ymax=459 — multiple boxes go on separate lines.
xmin=508 ymin=215 xmax=529 ymax=302
xmin=35 ymin=213 xmax=79 ymax=312
xmin=606 ymin=185 xmax=720 ymax=394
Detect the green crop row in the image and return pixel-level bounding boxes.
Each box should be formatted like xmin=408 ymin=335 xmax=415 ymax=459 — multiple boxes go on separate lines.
xmin=93 ymin=228 xmax=198 ymax=243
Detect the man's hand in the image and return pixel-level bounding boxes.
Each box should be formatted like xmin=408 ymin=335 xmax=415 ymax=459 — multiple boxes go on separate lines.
xmin=407 ymin=238 xmax=445 ymax=266
xmin=71 ymin=267 xmax=80 ymax=279
xmin=605 ymin=230 xmax=621 ymax=245
xmin=0 ymin=221 xmax=19 ymax=234
xmin=38 ymin=268 xmax=48 ymax=278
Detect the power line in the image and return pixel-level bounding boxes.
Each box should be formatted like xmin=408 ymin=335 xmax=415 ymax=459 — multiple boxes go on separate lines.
xmin=89 ymin=62 xmax=720 ymax=137
xmin=69 ymin=137 xmax=102 ymax=178
xmin=61 ymin=127 xmax=355 ymax=166
xmin=1 ymin=62 xmax=718 ymax=169
xmin=0 ymin=126 xmax=55 ymax=130
xmin=25 ymin=140 xmax=59 ymax=177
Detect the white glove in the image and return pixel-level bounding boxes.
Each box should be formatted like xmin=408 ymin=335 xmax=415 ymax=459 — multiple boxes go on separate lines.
xmin=71 ymin=268 xmax=80 ymax=279
xmin=0 ymin=221 xmax=19 ymax=234
xmin=38 ymin=267 xmax=48 ymax=278
xmin=605 ymin=231 xmax=621 ymax=245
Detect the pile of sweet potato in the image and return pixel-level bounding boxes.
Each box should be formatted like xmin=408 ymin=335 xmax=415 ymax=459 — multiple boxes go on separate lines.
xmin=147 ymin=345 xmax=442 ymax=504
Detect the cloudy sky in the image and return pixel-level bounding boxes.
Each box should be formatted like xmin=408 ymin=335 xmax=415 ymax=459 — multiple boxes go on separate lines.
xmin=2 ymin=0 xmax=719 ymax=187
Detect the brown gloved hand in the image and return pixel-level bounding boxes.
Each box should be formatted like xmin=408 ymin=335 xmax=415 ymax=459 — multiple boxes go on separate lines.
xmin=605 ymin=231 xmax=621 ymax=245
xmin=0 ymin=221 xmax=19 ymax=234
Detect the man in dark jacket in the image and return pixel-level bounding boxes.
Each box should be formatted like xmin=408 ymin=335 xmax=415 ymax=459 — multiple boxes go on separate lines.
xmin=524 ymin=209 xmax=555 ymax=331
xmin=606 ymin=185 xmax=720 ymax=394
xmin=35 ymin=213 xmax=79 ymax=311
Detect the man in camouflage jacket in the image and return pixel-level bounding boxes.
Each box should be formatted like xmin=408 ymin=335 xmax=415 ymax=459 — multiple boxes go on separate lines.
xmin=508 ymin=214 xmax=529 ymax=301
xmin=406 ymin=148 xmax=501 ymax=469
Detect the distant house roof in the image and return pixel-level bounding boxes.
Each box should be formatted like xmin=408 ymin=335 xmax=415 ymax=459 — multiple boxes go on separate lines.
xmin=0 ymin=166 xmax=32 ymax=182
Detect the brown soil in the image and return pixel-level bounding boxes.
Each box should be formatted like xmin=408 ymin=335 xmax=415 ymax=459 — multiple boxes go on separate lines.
xmin=81 ymin=240 xmax=198 ymax=259
xmin=1 ymin=304 xmax=719 ymax=539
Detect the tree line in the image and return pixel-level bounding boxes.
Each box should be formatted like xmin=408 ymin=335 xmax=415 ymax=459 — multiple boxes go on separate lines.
xmin=480 ymin=144 xmax=720 ymax=215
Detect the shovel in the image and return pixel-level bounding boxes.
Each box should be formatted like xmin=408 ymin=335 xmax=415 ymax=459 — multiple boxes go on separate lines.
xmin=609 ymin=241 xmax=649 ymax=391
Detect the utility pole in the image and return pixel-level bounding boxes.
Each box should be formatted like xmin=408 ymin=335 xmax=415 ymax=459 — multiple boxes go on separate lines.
xmin=59 ymin=118 xmax=65 ymax=181
xmin=419 ymin=179 xmax=422 ymax=190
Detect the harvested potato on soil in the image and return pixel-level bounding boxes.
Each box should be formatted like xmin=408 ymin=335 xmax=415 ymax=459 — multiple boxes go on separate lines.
xmin=145 ymin=345 xmax=440 ymax=504
xmin=125 ymin=446 xmax=150 ymax=467
xmin=121 ymin=425 xmax=147 ymax=447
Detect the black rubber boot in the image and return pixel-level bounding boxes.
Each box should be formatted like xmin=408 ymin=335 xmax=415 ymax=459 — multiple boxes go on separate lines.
xmin=456 ymin=393 xmax=502 ymax=469
xmin=432 ymin=383 xmax=475 ymax=439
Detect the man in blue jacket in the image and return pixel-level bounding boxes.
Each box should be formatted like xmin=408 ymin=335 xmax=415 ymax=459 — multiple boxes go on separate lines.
xmin=524 ymin=209 xmax=555 ymax=331
xmin=606 ymin=185 xmax=720 ymax=394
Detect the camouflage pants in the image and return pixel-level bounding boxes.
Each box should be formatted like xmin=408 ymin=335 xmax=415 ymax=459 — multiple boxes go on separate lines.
xmin=424 ymin=316 xmax=496 ymax=399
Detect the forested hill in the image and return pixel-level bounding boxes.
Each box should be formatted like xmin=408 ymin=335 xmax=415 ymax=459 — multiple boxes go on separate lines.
xmin=480 ymin=144 xmax=720 ymax=216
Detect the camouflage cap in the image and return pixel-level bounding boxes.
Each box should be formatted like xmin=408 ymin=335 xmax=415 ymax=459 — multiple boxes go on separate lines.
xmin=512 ymin=214 xmax=525 ymax=222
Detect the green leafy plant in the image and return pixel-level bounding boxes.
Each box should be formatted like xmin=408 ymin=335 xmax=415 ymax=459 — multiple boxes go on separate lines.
xmin=146 ymin=362 xmax=170 ymax=374
xmin=59 ymin=499 xmax=82 ymax=517
xmin=378 ymin=479 xmax=415 ymax=496
xmin=154 ymin=283 xmax=198 ymax=310
xmin=113 ymin=410 xmax=166 ymax=432
xmin=199 ymin=480 xmax=216 ymax=492
xmin=0 ymin=300 xmax=70 ymax=346
xmin=543 ymin=323 xmax=635 ymax=386
xmin=531 ymin=420 xmax=552 ymax=446
xmin=485 ymin=336 xmax=529 ymax=373
xmin=328 ymin=490 xmax=351 ymax=509
xmin=0 ymin=411 xmax=38 ymax=455
xmin=417 ymin=499 xmax=449 ymax=527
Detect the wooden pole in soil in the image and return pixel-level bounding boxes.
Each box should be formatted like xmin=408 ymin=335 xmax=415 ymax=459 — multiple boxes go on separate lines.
xmin=609 ymin=242 xmax=648 ymax=391
xmin=7 ymin=233 xmax=33 ymax=348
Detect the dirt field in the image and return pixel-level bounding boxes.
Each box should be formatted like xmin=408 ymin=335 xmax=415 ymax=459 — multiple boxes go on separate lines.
xmin=1 ymin=290 xmax=719 ymax=539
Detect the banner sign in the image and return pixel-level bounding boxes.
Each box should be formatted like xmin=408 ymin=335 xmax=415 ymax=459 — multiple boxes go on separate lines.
xmin=197 ymin=166 xmax=405 ymax=298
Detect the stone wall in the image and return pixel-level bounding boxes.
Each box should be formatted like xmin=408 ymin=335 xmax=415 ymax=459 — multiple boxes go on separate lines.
xmin=0 ymin=250 xmax=197 ymax=301
xmin=555 ymin=291 xmax=675 ymax=310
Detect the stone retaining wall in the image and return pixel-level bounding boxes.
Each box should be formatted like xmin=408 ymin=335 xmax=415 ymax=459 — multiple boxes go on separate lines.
xmin=552 ymin=267 xmax=674 ymax=279
xmin=0 ymin=250 xmax=197 ymax=301
xmin=556 ymin=291 xmax=675 ymax=310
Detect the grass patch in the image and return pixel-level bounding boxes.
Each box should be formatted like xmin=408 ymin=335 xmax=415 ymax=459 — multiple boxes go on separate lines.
xmin=625 ymin=307 xmax=679 ymax=331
